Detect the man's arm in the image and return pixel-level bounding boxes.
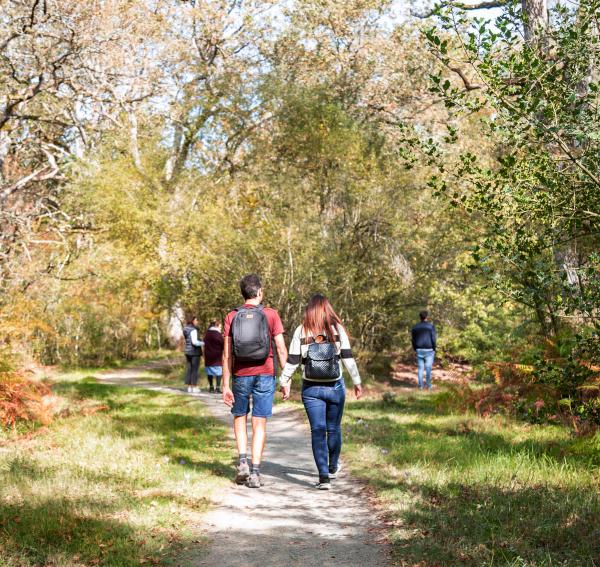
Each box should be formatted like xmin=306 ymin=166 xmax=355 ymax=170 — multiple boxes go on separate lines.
xmin=274 ymin=333 xmax=287 ymax=372
xmin=221 ymin=336 xmax=234 ymax=406
xmin=411 ymin=327 xmax=417 ymax=351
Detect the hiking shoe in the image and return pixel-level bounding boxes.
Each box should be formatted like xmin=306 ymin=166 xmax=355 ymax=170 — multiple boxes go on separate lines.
xmin=235 ymin=462 xmax=250 ymax=485
xmin=216 ymin=387 xmax=222 ymax=394
xmin=329 ymin=463 xmax=341 ymax=479
xmin=209 ymin=386 xmax=215 ymax=393
xmin=246 ymin=472 xmax=262 ymax=488
xmin=315 ymin=479 xmax=331 ymax=490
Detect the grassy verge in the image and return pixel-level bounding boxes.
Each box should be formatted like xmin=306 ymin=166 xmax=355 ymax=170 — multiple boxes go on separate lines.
xmin=0 ymin=368 xmax=232 ymax=566
xmin=343 ymin=390 xmax=600 ymax=567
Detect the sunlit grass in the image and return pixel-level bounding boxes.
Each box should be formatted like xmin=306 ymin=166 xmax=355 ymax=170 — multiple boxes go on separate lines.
xmin=343 ymin=391 xmax=600 ymax=567
xmin=0 ymin=374 xmax=232 ymax=566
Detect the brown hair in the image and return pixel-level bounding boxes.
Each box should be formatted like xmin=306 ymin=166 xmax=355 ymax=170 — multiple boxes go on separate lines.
xmin=240 ymin=273 xmax=262 ymax=300
xmin=302 ymin=294 xmax=342 ymax=343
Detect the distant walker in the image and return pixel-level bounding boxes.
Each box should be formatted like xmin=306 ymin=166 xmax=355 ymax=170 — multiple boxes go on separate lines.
xmin=183 ymin=315 xmax=204 ymax=394
xmin=203 ymin=320 xmax=224 ymax=394
xmin=411 ymin=311 xmax=437 ymax=390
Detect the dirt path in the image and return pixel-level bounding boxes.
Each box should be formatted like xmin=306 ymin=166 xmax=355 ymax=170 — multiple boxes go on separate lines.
xmin=97 ymin=362 xmax=391 ymax=567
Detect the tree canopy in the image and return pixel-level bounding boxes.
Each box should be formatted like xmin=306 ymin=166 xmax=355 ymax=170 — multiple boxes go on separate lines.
xmin=1 ymin=0 xmax=598 ymax=421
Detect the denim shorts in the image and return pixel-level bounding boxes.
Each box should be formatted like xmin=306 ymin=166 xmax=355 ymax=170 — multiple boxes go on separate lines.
xmin=231 ymin=375 xmax=276 ymax=418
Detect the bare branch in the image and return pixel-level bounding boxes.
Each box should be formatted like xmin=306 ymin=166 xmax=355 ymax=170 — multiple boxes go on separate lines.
xmin=412 ymin=0 xmax=510 ymax=18
xmin=448 ymin=65 xmax=483 ymax=90
xmin=0 ymin=146 xmax=60 ymax=204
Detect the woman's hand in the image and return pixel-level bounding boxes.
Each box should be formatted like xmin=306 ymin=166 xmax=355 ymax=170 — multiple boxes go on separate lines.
xmin=280 ymin=383 xmax=291 ymax=401
xmin=354 ymin=384 xmax=363 ymax=400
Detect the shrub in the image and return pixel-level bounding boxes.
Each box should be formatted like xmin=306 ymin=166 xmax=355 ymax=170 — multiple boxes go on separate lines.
xmin=447 ymin=331 xmax=600 ymax=432
xmin=0 ymin=354 xmax=61 ymax=429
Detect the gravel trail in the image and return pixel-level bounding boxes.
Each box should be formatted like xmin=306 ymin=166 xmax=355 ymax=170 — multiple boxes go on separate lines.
xmin=97 ymin=362 xmax=391 ymax=567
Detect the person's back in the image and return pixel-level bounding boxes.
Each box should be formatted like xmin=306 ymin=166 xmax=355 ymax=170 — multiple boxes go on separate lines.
xmin=183 ymin=316 xmax=204 ymax=393
xmin=221 ymin=274 xmax=287 ymax=489
xmin=183 ymin=323 xmax=203 ymax=356
xmin=411 ymin=320 xmax=436 ymax=350
xmin=279 ymin=294 xmax=363 ymax=490
xmin=411 ymin=311 xmax=436 ymax=390
xmin=224 ymin=304 xmax=281 ymax=377
xmin=204 ymin=321 xmax=224 ymax=393
xmin=204 ymin=326 xmax=224 ymax=366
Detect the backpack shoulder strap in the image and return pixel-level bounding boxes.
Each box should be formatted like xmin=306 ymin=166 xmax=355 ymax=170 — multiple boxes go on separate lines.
xmin=230 ymin=307 xmax=244 ymax=336
xmin=236 ymin=304 xmax=264 ymax=312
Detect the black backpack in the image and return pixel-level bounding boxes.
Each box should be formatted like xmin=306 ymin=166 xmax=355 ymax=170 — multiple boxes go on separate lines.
xmin=231 ymin=304 xmax=271 ymax=362
xmin=304 ymin=334 xmax=340 ymax=380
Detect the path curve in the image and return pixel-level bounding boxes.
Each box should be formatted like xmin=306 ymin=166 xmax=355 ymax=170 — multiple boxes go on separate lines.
xmin=97 ymin=362 xmax=391 ymax=567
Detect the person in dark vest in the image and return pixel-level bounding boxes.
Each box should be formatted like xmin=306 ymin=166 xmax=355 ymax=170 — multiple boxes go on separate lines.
xmin=279 ymin=294 xmax=363 ymax=490
xmin=411 ymin=310 xmax=437 ymax=390
xmin=183 ymin=316 xmax=204 ymax=393
xmin=203 ymin=320 xmax=224 ymax=393
xmin=222 ymin=274 xmax=288 ymax=489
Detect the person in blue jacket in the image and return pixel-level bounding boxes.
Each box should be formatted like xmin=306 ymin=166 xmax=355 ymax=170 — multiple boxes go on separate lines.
xmin=411 ymin=311 xmax=437 ymax=390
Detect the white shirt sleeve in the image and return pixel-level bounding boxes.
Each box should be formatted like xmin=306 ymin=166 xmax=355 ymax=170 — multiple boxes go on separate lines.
xmin=190 ymin=329 xmax=204 ymax=347
xmin=338 ymin=325 xmax=361 ymax=385
xmin=279 ymin=326 xmax=302 ymax=387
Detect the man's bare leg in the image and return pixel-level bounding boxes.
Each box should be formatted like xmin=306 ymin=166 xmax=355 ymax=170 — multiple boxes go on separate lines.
xmin=233 ymin=415 xmax=248 ymax=455
xmin=233 ymin=415 xmax=250 ymax=484
xmin=251 ymin=416 xmax=267 ymax=465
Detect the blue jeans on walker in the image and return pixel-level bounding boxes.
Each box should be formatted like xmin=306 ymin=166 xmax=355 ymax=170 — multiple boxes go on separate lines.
xmin=416 ymin=349 xmax=435 ymax=389
xmin=301 ymin=379 xmax=345 ymax=478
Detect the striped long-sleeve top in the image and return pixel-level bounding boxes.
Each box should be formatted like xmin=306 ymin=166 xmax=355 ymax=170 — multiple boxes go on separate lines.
xmin=279 ymin=324 xmax=362 ymax=387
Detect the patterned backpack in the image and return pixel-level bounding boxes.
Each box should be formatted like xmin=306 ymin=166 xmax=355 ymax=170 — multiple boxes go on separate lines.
xmin=304 ymin=332 xmax=340 ymax=380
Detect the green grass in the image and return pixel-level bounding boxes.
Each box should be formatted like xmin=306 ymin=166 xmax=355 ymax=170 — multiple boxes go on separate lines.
xmin=343 ymin=391 xmax=600 ymax=567
xmin=4 ymin=362 xmax=598 ymax=566
xmin=52 ymin=357 xmax=183 ymax=386
xmin=0 ymin=370 xmax=232 ymax=566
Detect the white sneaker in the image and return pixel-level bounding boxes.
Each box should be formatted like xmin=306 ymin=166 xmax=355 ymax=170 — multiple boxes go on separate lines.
xmin=193 ymin=386 xmax=200 ymax=393
xmin=187 ymin=386 xmax=193 ymax=393
xmin=329 ymin=463 xmax=342 ymax=479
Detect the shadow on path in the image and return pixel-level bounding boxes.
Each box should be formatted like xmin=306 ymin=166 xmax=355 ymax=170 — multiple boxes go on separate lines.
xmin=94 ymin=364 xmax=391 ymax=567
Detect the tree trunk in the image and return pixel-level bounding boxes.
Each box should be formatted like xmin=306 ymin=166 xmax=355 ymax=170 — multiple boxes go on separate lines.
xmin=522 ymin=0 xmax=548 ymax=43
xmin=166 ymin=304 xmax=185 ymax=348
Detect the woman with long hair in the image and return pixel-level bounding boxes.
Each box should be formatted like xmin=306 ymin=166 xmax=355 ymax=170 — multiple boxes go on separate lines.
xmin=279 ymin=294 xmax=363 ymax=489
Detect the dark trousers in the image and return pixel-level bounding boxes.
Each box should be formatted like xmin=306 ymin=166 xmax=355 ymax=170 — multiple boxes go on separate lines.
xmin=207 ymin=375 xmax=222 ymax=389
xmin=184 ymin=355 xmax=201 ymax=386
xmin=301 ymin=380 xmax=346 ymax=478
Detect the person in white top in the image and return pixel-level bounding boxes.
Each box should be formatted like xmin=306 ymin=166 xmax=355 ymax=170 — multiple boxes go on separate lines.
xmin=183 ymin=316 xmax=205 ymax=393
xmin=279 ymin=294 xmax=363 ymax=489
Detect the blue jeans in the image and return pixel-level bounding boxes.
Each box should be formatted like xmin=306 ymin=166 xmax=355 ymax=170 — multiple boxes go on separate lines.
xmin=416 ymin=349 xmax=435 ymax=389
xmin=231 ymin=375 xmax=276 ymax=418
xmin=301 ymin=379 xmax=345 ymax=478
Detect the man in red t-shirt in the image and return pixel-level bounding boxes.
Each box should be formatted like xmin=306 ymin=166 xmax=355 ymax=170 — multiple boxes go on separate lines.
xmin=222 ymin=274 xmax=287 ymax=488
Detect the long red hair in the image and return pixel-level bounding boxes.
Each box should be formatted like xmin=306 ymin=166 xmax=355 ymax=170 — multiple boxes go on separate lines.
xmin=302 ymin=294 xmax=342 ymax=343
